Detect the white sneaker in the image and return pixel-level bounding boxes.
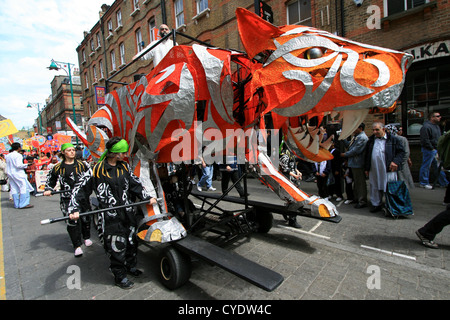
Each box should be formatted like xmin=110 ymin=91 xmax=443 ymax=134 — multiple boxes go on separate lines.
xmin=420 ymin=184 xmax=433 ymax=190
xmin=197 ymin=184 xmax=202 ymax=192
xmin=207 ymin=186 xmax=216 ymax=191
xmin=84 ymin=239 xmax=93 ymax=247
xmin=336 ymin=197 xmax=343 ymax=202
xmin=74 ymin=247 xmax=83 ymax=257
xmin=344 ymin=200 xmax=353 ymax=205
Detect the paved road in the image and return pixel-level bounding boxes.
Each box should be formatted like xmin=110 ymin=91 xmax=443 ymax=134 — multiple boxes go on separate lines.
xmin=1 ymin=177 xmax=449 ymax=302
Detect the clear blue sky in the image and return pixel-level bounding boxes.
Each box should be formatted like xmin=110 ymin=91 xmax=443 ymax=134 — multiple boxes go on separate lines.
xmin=0 ymin=0 xmax=113 ymax=131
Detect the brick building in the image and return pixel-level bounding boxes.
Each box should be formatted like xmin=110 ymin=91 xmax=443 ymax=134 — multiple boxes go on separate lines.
xmin=76 ymin=0 xmax=449 ymax=179
xmin=41 ymin=75 xmax=83 ymax=135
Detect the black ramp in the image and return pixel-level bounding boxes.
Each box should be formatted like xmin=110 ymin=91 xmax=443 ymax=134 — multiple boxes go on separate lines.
xmin=173 ymin=235 xmax=284 ymax=292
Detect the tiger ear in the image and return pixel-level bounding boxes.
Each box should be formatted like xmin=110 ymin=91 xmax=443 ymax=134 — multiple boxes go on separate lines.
xmin=236 ymin=7 xmax=283 ymax=59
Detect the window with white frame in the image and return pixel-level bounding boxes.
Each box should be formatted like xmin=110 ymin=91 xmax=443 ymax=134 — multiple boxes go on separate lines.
xmin=196 ymin=0 xmax=208 ymax=13
xmin=111 ymin=50 xmax=116 ymax=70
xmin=175 ymin=0 xmax=184 ymax=28
xmin=120 ymin=43 xmax=126 ymax=65
xmin=84 ymin=73 xmax=89 ymax=89
xmin=107 ymin=19 xmax=113 ymax=35
xmin=149 ymin=18 xmax=157 ymax=42
xmin=136 ymin=28 xmax=144 ymax=53
xmin=82 ymin=49 xmax=86 ymax=62
xmin=96 ymin=33 xmax=101 ymax=48
xmin=384 ymin=0 xmax=430 ymax=16
xmin=287 ymin=0 xmax=312 ymax=26
xmin=133 ymin=0 xmax=139 ymax=11
xmin=93 ymin=65 xmax=98 ymax=82
xmin=117 ymin=10 xmax=122 ymax=27
xmin=90 ymin=39 xmax=95 ymax=52
xmin=99 ymin=59 xmax=104 ymax=78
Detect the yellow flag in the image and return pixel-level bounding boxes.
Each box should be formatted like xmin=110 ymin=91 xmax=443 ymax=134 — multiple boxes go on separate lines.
xmin=0 ymin=119 xmax=18 ymax=138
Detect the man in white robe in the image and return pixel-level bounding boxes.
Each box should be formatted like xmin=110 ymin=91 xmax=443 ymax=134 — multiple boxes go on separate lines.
xmin=6 ymin=143 xmax=34 ymax=209
xmin=141 ymin=24 xmax=177 ymax=67
xmin=364 ymin=123 xmax=405 ymax=213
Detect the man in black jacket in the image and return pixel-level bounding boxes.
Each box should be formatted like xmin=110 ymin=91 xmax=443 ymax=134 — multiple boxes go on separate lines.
xmin=69 ymin=137 xmax=157 ymax=289
xmin=419 ymin=112 xmax=448 ymax=189
xmin=364 ymin=123 xmax=405 ymax=212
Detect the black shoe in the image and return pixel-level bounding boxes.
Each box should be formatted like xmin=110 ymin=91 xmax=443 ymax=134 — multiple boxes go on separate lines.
xmin=354 ymin=203 xmax=367 ymax=209
xmin=415 ymin=230 xmax=439 ymax=249
xmin=115 ymin=277 xmax=134 ymax=289
xmin=288 ymin=219 xmax=302 ymax=229
xmin=370 ymin=205 xmax=382 ymax=213
xmin=239 ymin=193 xmax=250 ymax=198
xmin=127 ymin=267 xmax=143 ymax=277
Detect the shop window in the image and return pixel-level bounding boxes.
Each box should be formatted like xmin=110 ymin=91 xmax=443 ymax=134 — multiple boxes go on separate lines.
xmin=402 ymin=59 xmax=450 ymax=135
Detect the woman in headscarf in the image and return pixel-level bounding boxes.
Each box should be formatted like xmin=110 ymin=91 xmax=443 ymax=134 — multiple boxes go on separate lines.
xmin=44 ymin=143 xmax=92 ymax=257
xmin=386 ymin=124 xmax=415 ymax=190
xmin=68 ymin=137 xmax=157 ymax=289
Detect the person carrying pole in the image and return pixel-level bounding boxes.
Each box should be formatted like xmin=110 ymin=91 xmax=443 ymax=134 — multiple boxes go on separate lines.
xmin=68 ymin=137 xmax=157 ymax=289
xmin=44 ymin=143 xmax=92 ymax=257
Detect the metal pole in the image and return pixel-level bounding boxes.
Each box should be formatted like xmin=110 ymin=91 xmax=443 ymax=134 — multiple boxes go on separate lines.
xmin=67 ymin=63 xmax=78 ymax=145
xmin=38 ymin=103 xmax=43 ymax=135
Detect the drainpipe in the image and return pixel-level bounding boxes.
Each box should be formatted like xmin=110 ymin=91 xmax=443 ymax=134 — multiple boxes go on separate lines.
xmin=100 ymin=15 xmax=110 ymax=93
xmin=161 ymin=0 xmax=167 ymax=25
xmin=340 ymin=0 xmax=345 ymax=37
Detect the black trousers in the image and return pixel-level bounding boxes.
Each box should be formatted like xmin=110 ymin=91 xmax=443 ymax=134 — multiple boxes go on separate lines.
xmin=61 ymin=200 xmax=91 ymax=249
xmin=418 ymin=205 xmax=450 ymax=241
xmin=316 ymin=175 xmax=329 ymax=198
xmin=104 ymin=221 xmax=138 ymax=282
xmin=221 ymin=170 xmax=245 ymax=197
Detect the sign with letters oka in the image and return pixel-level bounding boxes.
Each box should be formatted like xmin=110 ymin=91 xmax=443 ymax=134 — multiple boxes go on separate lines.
xmin=404 ymin=40 xmax=450 ymax=63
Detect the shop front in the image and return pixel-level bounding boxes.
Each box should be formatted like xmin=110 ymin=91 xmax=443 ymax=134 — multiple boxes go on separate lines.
xmin=386 ymin=40 xmax=450 ymax=181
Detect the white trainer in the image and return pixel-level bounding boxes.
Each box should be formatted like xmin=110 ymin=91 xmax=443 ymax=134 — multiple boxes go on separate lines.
xmin=74 ymin=247 xmax=83 ymax=257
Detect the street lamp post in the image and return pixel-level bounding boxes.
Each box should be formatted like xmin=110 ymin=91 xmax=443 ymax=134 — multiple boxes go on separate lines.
xmin=47 ymin=59 xmax=78 ymax=145
xmin=26 ymin=102 xmax=43 ymax=135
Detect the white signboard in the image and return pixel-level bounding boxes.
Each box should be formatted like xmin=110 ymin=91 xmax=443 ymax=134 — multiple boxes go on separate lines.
xmin=404 ymin=40 xmax=450 ymax=63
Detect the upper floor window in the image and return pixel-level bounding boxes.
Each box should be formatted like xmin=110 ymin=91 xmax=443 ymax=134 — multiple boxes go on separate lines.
xmin=99 ymin=59 xmax=104 ymax=78
xmin=136 ymin=28 xmax=144 ymax=53
xmin=174 ymin=0 xmax=184 ymax=28
xmin=119 ymin=43 xmax=126 ymax=65
xmin=93 ymin=65 xmax=98 ymax=82
xmin=84 ymin=73 xmax=89 ymax=89
xmin=110 ymin=50 xmax=116 ymax=70
xmin=384 ymin=0 xmax=430 ymax=16
xmin=133 ymin=0 xmax=140 ymax=11
xmin=196 ymin=0 xmax=208 ymax=13
xmin=287 ymin=0 xmax=311 ymax=26
xmin=107 ymin=19 xmax=113 ymax=36
xmin=96 ymin=33 xmax=101 ymax=48
xmin=117 ymin=10 xmax=122 ymax=27
xmin=148 ymin=18 xmax=157 ymax=42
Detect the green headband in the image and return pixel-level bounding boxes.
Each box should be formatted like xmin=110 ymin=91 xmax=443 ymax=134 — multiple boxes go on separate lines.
xmin=61 ymin=143 xmax=75 ymax=152
xmin=99 ymin=139 xmax=129 ymax=162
